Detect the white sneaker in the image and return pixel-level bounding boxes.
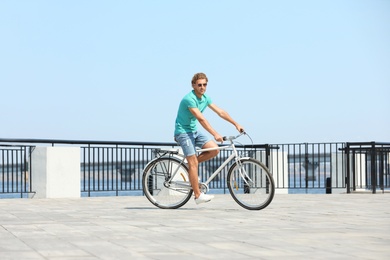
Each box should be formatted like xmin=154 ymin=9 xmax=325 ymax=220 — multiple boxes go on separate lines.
xmin=195 ymin=193 xmax=214 ymax=205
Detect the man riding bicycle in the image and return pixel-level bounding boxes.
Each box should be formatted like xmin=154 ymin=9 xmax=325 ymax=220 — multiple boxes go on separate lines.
xmin=174 ymin=72 xmax=244 ymax=204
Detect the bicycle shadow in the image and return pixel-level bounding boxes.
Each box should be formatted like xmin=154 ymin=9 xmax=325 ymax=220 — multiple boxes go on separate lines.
xmin=124 ymin=206 xmax=240 ymax=211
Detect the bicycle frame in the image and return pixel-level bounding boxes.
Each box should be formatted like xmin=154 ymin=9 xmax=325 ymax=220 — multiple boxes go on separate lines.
xmin=163 ymin=133 xmax=251 ymax=189
xmin=196 ymin=144 xmax=248 ymax=186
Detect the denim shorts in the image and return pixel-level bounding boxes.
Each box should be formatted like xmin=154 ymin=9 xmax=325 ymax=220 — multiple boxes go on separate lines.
xmin=174 ymin=131 xmax=212 ymax=157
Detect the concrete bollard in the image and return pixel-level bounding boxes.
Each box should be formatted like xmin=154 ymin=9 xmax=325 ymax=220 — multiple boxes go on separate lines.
xmin=31 ymin=147 xmax=80 ymax=198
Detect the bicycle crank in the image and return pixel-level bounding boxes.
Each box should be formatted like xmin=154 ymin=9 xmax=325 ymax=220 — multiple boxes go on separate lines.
xmin=199 ymin=182 xmax=209 ymax=194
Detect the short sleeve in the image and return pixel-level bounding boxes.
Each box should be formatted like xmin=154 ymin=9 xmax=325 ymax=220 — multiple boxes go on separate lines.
xmin=186 ymin=96 xmax=197 ymax=108
xmin=206 ymin=95 xmax=212 ymax=105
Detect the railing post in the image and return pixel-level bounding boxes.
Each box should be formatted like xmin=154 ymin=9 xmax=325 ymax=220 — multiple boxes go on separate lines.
xmin=378 ymin=150 xmax=384 ymax=193
xmin=304 ymin=143 xmax=309 ymax=189
xmin=345 ymin=143 xmax=351 ymax=193
xmin=265 ymin=144 xmax=270 ymax=169
xmin=116 ymin=145 xmax=119 ymax=196
xmin=371 ymin=142 xmax=376 ymax=194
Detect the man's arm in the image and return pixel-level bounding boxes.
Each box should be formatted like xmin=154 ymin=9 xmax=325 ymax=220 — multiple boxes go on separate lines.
xmin=208 ymin=104 xmax=244 ymax=133
xmin=188 ymin=107 xmax=223 ymax=142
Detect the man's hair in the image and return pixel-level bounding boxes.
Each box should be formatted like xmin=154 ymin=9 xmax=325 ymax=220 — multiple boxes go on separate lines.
xmin=191 ymin=72 xmax=208 ymax=85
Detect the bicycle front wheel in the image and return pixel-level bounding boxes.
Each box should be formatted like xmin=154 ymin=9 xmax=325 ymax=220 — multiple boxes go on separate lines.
xmin=227 ymin=158 xmax=275 ymax=210
xmin=142 ymin=157 xmax=192 ymax=209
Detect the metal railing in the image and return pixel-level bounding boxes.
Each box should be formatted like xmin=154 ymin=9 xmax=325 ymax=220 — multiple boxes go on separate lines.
xmin=0 ymin=145 xmax=33 ymax=197
xmin=1 ymin=138 xmax=389 ymax=198
xmin=342 ymin=142 xmax=390 ymax=193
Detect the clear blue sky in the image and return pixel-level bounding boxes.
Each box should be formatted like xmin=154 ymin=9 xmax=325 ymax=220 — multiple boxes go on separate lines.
xmin=1 ymin=0 xmax=389 ymax=144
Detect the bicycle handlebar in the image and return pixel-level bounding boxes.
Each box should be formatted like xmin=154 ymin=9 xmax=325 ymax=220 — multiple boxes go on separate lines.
xmin=222 ymin=131 xmax=246 ymax=142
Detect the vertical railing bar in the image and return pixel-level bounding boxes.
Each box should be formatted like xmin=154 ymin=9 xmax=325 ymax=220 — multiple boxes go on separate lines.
xmin=97 ymin=147 xmax=101 ymax=191
xmin=110 ymin=147 xmax=114 ymax=194
xmin=106 ymin=147 xmax=109 ymax=193
xmin=363 ymin=146 xmax=366 ymax=190
xmin=123 ymin=147 xmax=127 ymax=190
xmin=128 ymin=147 xmax=131 ymax=191
xmin=321 ymin=143 xmax=325 ymax=189
xmin=29 ymin=146 xmax=33 ymax=194
xmin=103 ymin=146 xmax=106 ymax=192
xmin=101 ymin=147 xmax=105 ymax=191
xmin=116 ymin=145 xmax=119 ymax=196
xmin=16 ymin=148 xmax=20 ymax=195
xmin=130 ymin=147 xmax=134 ymax=190
xmin=371 ymin=142 xmax=376 ymax=194
xmin=321 ymin=143 xmax=324 ymax=189
xmin=287 ymin=145 xmax=290 ymax=190
xmin=138 ymin=146 xmax=140 ymax=191
xmin=1 ymin=149 xmax=4 ymax=193
xmin=120 ymin=147 xmax=124 ymax=191
xmin=88 ymin=144 xmax=92 ymax=196
xmin=335 ymin=143 xmax=338 ymax=188
xmin=6 ymin=150 xmax=10 ymax=193
xmin=312 ymin=143 xmax=316 ymax=188
xmin=11 ymin=150 xmax=15 ymax=193
xmin=22 ymin=146 xmax=26 ymax=197
xmin=281 ymin=144 xmax=285 ymax=188
xmin=83 ymin=147 xmax=87 ymax=194
xmin=133 ymin=148 xmax=137 ymax=191
xmin=25 ymin=146 xmax=29 ymax=195
xmin=123 ymin=146 xmax=126 ymax=192
xmin=92 ymin=147 xmax=96 ymax=191
xmin=293 ymin=144 xmax=296 ymax=190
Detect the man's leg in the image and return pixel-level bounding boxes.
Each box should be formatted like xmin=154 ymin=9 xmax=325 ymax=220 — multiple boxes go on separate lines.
xmin=191 ymin=140 xmax=216 ymax=203
xmin=175 ymin=133 xmax=202 ymax=198
xmin=186 ymin=154 xmax=201 ymax=198
xmin=176 ymin=132 xmax=214 ymax=203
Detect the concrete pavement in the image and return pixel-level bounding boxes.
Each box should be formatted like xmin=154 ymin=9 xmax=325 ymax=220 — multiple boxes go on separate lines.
xmin=0 ymin=194 xmax=389 ymax=259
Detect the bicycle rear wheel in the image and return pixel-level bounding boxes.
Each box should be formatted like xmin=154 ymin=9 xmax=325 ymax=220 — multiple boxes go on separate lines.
xmin=227 ymin=158 xmax=275 ymax=210
xmin=142 ymin=157 xmax=192 ymax=209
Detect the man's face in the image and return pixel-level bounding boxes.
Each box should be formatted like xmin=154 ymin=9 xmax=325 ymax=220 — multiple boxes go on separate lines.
xmin=192 ymin=78 xmax=207 ymax=98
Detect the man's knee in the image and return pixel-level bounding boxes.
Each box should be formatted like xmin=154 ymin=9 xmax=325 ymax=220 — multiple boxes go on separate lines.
xmin=210 ymin=149 xmax=219 ymax=158
xmin=202 ymin=141 xmax=219 ymax=158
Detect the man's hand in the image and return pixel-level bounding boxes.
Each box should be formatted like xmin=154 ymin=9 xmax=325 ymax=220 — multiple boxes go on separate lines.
xmin=236 ymin=124 xmax=245 ymax=133
xmin=214 ymin=134 xmax=224 ymax=143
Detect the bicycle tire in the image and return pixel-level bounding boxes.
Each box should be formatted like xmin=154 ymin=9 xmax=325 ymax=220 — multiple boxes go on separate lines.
xmin=142 ymin=157 xmax=193 ymax=209
xmin=227 ymin=158 xmax=275 ymax=210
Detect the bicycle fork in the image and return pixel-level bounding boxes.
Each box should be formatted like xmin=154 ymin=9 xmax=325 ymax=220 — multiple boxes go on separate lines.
xmin=234 ymin=159 xmax=254 ymax=193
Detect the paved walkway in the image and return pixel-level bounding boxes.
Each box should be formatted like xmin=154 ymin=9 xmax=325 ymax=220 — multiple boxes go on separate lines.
xmin=0 ymin=194 xmax=389 ymax=259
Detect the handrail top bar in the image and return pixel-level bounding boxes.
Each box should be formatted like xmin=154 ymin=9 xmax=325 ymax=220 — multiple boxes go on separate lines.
xmin=338 ymin=141 xmax=390 ymax=151
xmin=345 ymin=141 xmax=390 ymax=146
xmin=0 ymin=138 xmax=177 ymax=146
xmin=0 ymin=138 xmax=270 ymax=149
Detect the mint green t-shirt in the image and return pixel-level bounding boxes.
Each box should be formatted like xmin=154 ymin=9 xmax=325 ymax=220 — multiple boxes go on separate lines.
xmin=174 ymin=90 xmax=212 ymax=135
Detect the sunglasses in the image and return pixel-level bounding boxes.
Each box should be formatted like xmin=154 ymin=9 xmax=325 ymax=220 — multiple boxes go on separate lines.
xmin=197 ymin=83 xmax=207 ymax=87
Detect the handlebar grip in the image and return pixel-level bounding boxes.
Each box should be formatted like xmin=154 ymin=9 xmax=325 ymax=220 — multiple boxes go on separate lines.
xmin=223 ymin=136 xmax=228 ymax=141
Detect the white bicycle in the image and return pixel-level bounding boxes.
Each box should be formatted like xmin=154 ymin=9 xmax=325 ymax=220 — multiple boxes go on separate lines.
xmin=142 ymin=132 xmax=275 ymax=210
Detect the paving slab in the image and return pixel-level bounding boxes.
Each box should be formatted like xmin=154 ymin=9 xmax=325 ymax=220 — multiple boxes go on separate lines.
xmin=0 ymin=194 xmax=389 ymax=259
